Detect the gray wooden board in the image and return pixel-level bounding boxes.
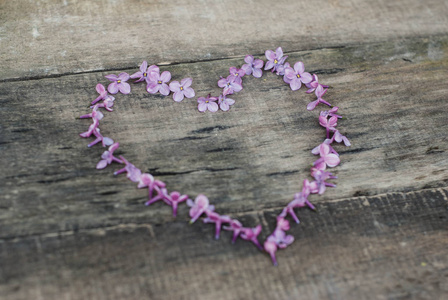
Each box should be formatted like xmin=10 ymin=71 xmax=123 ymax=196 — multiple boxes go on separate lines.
xmin=0 ymin=188 xmax=447 ymax=300
xmin=1 ymin=0 xmax=448 ymax=80
xmin=0 ymin=2 xmax=448 ymax=299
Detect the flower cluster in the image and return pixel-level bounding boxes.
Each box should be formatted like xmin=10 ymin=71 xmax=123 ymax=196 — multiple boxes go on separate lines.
xmin=78 ymin=49 xmax=350 ymax=266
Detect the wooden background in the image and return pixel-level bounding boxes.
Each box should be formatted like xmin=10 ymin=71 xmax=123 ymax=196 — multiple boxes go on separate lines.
xmin=1 ymin=0 xmax=448 ymax=299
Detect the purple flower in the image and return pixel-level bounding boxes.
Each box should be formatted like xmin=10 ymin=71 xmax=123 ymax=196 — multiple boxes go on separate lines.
xmin=186 ymin=194 xmax=215 ymax=224
xmin=241 ymin=55 xmax=264 ymax=78
xmin=305 ymin=74 xmax=329 ymax=94
xmin=218 ymin=75 xmax=243 ymax=95
xmin=320 ymin=106 xmax=342 ymax=119
xmin=79 ymin=105 xmax=104 ymax=121
xmin=311 ymin=169 xmax=337 ymax=194
xmin=87 ymin=128 xmax=114 ymax=148
xmin=264 ymin=229 xmax=294 ymax=266
xmin=138 ymin=173 xmax=166 ymax=203
xmin=277 ymin=62 xmax=291 ymax=78
xmin=96 ymin=142 xmax=123 ymax=169
xmin=168 ymin=192 xmax=189 ymax=217
xmin=333 ymin=130 xmax=351 ymax=146
xmin=312 ymin=138 xmax=339 ymax=157
xmin=307 ymin=85 xmax=332 ymax=111
xmin=229 ymin=67 xmax=245 ymax=84
xmin=130 ymin=61 xmax=159 ymax=83
xmin=147 ymin=71 xmax=171 ymax=96
xmin=203 ymin=211 xmax=232 ymax=240
xmin=313 ymin=143 xmax=340 ymax=168
xmin=319 ymin=115 xmax=338 ymax=138
xmin=223 ymin=219 xmax=243 ymax=243
xmin=264 ymin=47 xmax=288 ymax=73
xmin=197 ymin=94 xmax=219 ymax=112
xmin=218 ymin=94 xmax=235 ymax=111
xmin=91 ymin=83 xmax=112 ymax=105
xmin=105 ymin=73 xmax=131 ymax=95
xmin=169 ymin=78 xmax=195 ymax=102
xmin=284 ymin=62 xmax=313 ymax=91
xmin=240 ymin=225 xmax=263 ymax=250
xmin=145 ymin=187 xmax=172 ymax=206
xmin=113 ymin=156 xmax=142 ymax=182
xmin=79 ymin=120 xmax=99 ymax=138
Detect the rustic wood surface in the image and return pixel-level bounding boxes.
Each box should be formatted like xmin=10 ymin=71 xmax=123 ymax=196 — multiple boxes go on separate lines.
xmin=1 ymin=0 xmax=448 ymax=299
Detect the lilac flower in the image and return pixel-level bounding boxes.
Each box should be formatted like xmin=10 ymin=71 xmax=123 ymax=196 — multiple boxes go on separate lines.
xmin=264 ymin=47 xmax=288 ymax=73
xmin=307 ymin=85 xmax=332 ymax=111
xmin=319 ymin=115 xmax=338 ymax=138
xmin=320 ymin=106 xmax=342 ymax=119
xmin=91 ymin=96 xmax=115 ymax=112
xmin=147 ymin=71 xmax=171 ymax=95
xmin=167 ymin=192 xmax=189 ymax=217
xmin=223 ymin=219 xmax=243 ymax=243
xmin=145 ymin=187 xmax=172 ymax=206
xmin=96 ymin=142 xmax=123 ymax=169
xmin=311 ymin=169 xmax=337 ymax=194
xmin=138 ymin=173 xmax=166 ymax=202
xmin=312 ymin=138 xmax=339 ymax=157
xmin=113 ymin=156 xmax=142 ymax=182
xmin=79 ymin=105 xmax=104 ymax=121
xmin=197 ymin=94 xmax=219 ymax=112
xmin=240 ymin=225 xmax=263 ymax=250
xmin=91 ymin=83 xmax=111 ymax=105
xmin=87 ymin=128 xmax=114 ymax=148
xmin=313 ymin=143 xmax=341 ymax=168
xmin=130 ymin=61 xmax=159 ymax=83
xmin=169 ymin=78 xmax=195 ymax=102
xmin=276 ymin=216 xmax=290 ymax=231
xmin=284 ymin=62 xmax=313 ymax=91
xmin=277 ymin=62 xmax=291 ymax=78
xmin=305 ymin=74 xmax=329 ymax=94
xmin=186 ymin=194 xmax=215 ymax=224
xmin=105 ymin=73 xmax=131 ymax=95
xmin=203 ymin=211 xmax=232 ymax=240
xmin=79 ymin=120 xmax=99 ymax=138
xmin=241 ymin=55 xmax=264 ymax=78
xmin=218 ymin=94 xmax=235 ymax=111
xmin=218 ymin=75 xmax=243 ymax=95
xmin=264 ymin=229 xmax=294 ymax=266
xmin=229 ymin=67 xmax=245 ymax=84
xmin=333 ymin=130 xmax=351 ymax=146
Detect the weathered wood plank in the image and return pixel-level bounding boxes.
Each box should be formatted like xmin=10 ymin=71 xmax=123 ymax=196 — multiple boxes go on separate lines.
xmin=1 ymin=36 xmax=447 ymax=241
xmin=0 ymin=188 xmax=447 ymax=300
xmin=1 ymin=0 xmax=448 ymax=80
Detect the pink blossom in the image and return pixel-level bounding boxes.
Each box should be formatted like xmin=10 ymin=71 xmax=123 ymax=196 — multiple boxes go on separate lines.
xmin=105 ymin=73 xmax=131 ymax=95
xmin=197 ymin=94 xmax=219 ymax=112
xmin=223 ymin=219 xmax=243 ymax=243
xmin=169 ymin=78 xmax=195 ymax=102
xmin=138 ymin=173 xmax=166 ymax=203
xmin=87 ymin=128 xmax=114 ymax=148
xmin=218 ymin=94 xmax=235 ymax=111
xmin=307 ymin=85 xmax=332 ymax=111
xmin=312 ymin=139 xmax=339 ymax=157
xmin=203 ymin=211 xmax=232 ymax=240
xmin=130 ymin=61 xmax=159 ymax=83
xmin=320 ymin=106 xmax=342 ymax=119
xmin=264 ymin=229 xmax=294 ymax=266
xmin=218 ymin=75 xmax=242 ymax=95
xmin=265 ymin=47 xmax=288 ymax=73
xmin=79 ymin=105 xmax=104 ymax=121
xmin=145 ymin=187 xmax=172 ymax=206
xmin=241 ymin=55 xmax=264 ymax=78
xmin=313 ymin=143 xmax=340 ymax=168
xmin=305 ymin=74 xmax=329 ymax=94
xmin=319 ymin=115 xmax=338 ymax=138
xmin=113 ymin=156 xmax=142 ymax=182
xmin=91 ymin=83 xmax=112 ymax=105
xmin=333 ymin=130 xmax=351 ymax=146
xmin=186 ymin=194 xmax=215 ymax=224
xmin=96 ymin=142 xmax=123 ymax=169
xmin=311 ymin=169 xmax=337 ymax=194
xmin=229 ymin=67 xmax=245 ymax=84
xmin=240 ymin=225 xmax=263 ymax=250
xmin=284 ymin=62 xmax=313 ymax=91
xmin=91 ymin=96 xmax=115 ymax=112
xmin=147 ymin=71 xmax=171 ymax=95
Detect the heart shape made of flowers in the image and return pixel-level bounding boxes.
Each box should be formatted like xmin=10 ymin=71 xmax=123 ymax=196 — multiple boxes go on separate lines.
xmin=78 ymin=47 xmax=351 ymax=266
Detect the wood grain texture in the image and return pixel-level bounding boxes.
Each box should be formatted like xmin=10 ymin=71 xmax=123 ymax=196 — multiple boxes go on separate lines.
xmin=1 ymin=188 xmax=447 ymax=300
xmin=1 ymin=0 xmax=448 ymax=80
xmin=1 ymin=1 xmax=448 ymax=299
